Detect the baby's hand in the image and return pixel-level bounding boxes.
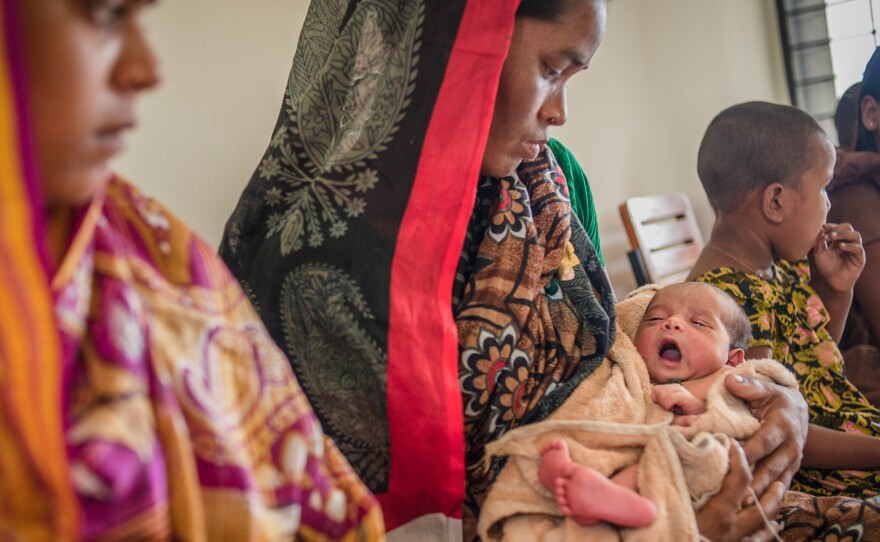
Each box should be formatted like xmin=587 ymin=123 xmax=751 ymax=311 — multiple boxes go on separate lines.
xmin=813 ymin=223 xmax=865 ymax=293
xmin=652 ymin=384 xmax=706 ymax=416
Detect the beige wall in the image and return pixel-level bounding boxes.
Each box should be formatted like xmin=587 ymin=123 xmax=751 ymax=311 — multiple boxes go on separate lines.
xmin=114 ymin=0 xmax=307 ymax=246
xmin=552 ymin=0 xmax=790 ymax=297
xmin=115 ymin=0 xmax=789 ymax=299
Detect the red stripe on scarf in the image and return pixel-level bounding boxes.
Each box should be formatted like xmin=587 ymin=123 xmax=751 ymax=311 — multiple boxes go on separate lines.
xmin=382 ymin=0 xmax=518 ymax=529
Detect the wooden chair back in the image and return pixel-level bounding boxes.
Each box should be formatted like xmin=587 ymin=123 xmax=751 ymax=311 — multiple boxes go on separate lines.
xmin=618 ymin=193 xmax=705 ymax=286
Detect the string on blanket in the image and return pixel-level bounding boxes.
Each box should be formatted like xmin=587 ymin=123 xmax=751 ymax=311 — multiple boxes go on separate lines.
xmin=697 ymin=488 xmax=782 ymax=542
xmin=748 ymin=486 xmax=784 ymax=542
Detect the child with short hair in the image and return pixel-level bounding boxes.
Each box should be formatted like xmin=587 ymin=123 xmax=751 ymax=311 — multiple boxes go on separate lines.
xmin=537 ymin=282 xmax=790 ymax=528
xmin=688 ymin=101 xmax=880 ymax=497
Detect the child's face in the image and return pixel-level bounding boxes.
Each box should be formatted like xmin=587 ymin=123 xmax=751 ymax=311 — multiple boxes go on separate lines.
xmin=634 ymin=284 xmax=740 ymax=384
xmin=778 ymin=135 xmax=835 ymax=262
xmin=21 ymin=0 xmax=160 ymax=209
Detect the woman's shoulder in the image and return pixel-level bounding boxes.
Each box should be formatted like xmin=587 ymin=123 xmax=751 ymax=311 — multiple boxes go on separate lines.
xmin=104 ymin=177 xmax=234 ymax=291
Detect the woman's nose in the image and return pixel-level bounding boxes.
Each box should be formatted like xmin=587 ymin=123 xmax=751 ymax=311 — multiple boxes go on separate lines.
xmin=541 ymin=86 xmax=567 ymax=127
xmin=112 ymin=21 xmax=162 ymax=93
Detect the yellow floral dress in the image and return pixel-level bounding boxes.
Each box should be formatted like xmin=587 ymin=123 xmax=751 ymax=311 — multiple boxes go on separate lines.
xmin=696 ymin=259 xmax=880 ymax=496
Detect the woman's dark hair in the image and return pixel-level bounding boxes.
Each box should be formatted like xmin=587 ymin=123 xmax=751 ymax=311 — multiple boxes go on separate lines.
xmin=857 ymin=47 xmax=880 ymax=153
xmin=515 ymin=0 xmax=574 ymax=21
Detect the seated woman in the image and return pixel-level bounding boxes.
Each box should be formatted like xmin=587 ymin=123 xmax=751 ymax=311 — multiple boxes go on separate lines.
xmin=815 ymin=49 xmax=880 ymax=404
xmin=220 ymin=0 xmax=808 ymax=540
xmin=1 ymin=0 xmax=382 ymax=538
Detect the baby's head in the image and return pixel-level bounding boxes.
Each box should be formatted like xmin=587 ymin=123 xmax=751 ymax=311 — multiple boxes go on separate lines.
xmin=697 ymin=101 xmax=835 ymax=262
xmin=634 ymin=282 xmax=751 ymax=385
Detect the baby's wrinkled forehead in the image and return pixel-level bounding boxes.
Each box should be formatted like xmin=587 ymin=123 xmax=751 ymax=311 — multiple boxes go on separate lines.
xmin=642 ymin=282 xmax=734 ymax=321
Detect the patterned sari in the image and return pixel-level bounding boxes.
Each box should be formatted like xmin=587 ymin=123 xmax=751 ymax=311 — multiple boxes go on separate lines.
xmin=0 ymin=1 xmax=382 ymax=539
xmin=697 ymin=262 xmax=880 ymax=540
xmin=696 ymin=261 xmax=880 ymax=497
xmin=219 ymin=0 xmax=615 ymax=537
xmin=454 ymin=149 xmax=615 ymax=538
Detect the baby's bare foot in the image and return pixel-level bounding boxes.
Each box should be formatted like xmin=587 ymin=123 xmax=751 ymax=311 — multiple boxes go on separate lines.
xmin=556 ymin=466 xmax=657 ymax=528
xmin=540 ymin=439 xmax=567 ymax=455
xmin=538 ymin=439 xmax=574 ymax=491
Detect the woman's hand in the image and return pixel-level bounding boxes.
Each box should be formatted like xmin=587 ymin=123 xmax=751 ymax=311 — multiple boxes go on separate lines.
xmin=696 ymin=374 xmax=807 ymax=539
xmin=813 ymin=222 xmax=865 ymax=294
xmin=726 ymin=373 xmax=808 ymax=494
xmin=696 ymin=443 xmax=786 ymax=542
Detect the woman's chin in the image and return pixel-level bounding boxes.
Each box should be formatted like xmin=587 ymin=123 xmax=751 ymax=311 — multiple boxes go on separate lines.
xmin=42 ymin=169 xmax=111 ymax=208
xmin=479 ymin=158 xmax=521 ymax=178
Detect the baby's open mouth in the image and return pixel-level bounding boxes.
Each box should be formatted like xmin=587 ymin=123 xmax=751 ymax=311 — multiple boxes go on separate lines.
xmin=659 ymin=340 xmax=682 ymax=362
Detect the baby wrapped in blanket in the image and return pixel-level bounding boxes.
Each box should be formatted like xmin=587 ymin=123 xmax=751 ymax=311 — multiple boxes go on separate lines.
xmin=478 ymin=283 xmax=798 ymax=542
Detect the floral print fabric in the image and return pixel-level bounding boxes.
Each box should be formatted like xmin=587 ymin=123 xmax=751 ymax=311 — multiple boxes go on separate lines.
xmin=780 ymin=491 xmax=880 ymax=541
xmin=696 ymin=260 xmax=880 ymax=497
xmin=454 ymin=148 xmax=616 ymax=538
xmin=56 ymin=178 xmax=383 ymax=540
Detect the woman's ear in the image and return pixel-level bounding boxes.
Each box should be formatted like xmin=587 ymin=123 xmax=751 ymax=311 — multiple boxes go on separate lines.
xmin=761 ymin=182 xmax=786 ymax=224
xmin=726 ymin=348 xmax=745 ymax=367
xmin=863 ymin=95 xmax=880 ymax=133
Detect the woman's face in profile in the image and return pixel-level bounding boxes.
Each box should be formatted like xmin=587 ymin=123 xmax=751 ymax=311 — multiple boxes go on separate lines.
xmin=21 ymin=0 xmax=161 ymax=209
xmin=480 ymin=0 xmax=606 ymax=178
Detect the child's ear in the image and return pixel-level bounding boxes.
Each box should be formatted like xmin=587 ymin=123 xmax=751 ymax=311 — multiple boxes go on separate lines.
xmin=761 ymin=183 xmax=786 ymax=224
xmin=863 ymin=95 xmax=879 ymax=133
xmin=726 ymin=348 xmax=745 ymax=367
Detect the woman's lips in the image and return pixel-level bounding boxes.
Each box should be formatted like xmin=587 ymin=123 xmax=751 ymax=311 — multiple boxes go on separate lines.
xmin=94 ymin=123 xmax=133 ymax=157
xmin=96 ymin=132 xmax=125 ymax=155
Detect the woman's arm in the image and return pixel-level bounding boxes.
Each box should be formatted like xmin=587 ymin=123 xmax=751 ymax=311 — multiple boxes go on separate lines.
xmin=803 ymin=423 xmax=880 ymax=469
xmin=853 ymin=241 xmax=880 ymax=344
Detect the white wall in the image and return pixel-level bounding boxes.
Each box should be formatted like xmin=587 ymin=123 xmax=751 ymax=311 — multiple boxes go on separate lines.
xmin=552 ymin=0 xmax=789 ymax=297
xmin=115 ymin=0 xmax=789 ymax=299
xmin=113 ymin=0 xmax=308 ymax=247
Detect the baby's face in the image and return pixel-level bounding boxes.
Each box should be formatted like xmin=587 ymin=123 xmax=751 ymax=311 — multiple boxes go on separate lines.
xmin=634 ymin=284 xmax=736 ymax=384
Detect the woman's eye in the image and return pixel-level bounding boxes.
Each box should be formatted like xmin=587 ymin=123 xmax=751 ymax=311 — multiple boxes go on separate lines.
xmin=85 ymin=0 xmax=128 ymax=28
xmin=542 ymin=62 xmax=562 ymax=80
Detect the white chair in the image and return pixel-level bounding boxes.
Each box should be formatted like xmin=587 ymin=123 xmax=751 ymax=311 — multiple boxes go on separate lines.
xmin=618 ymin=192 xmax=705 ymax=286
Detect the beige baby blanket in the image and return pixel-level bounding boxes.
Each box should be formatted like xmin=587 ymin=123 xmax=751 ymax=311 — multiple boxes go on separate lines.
xmin=478 ymin=285 xmax=797 ymax=542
